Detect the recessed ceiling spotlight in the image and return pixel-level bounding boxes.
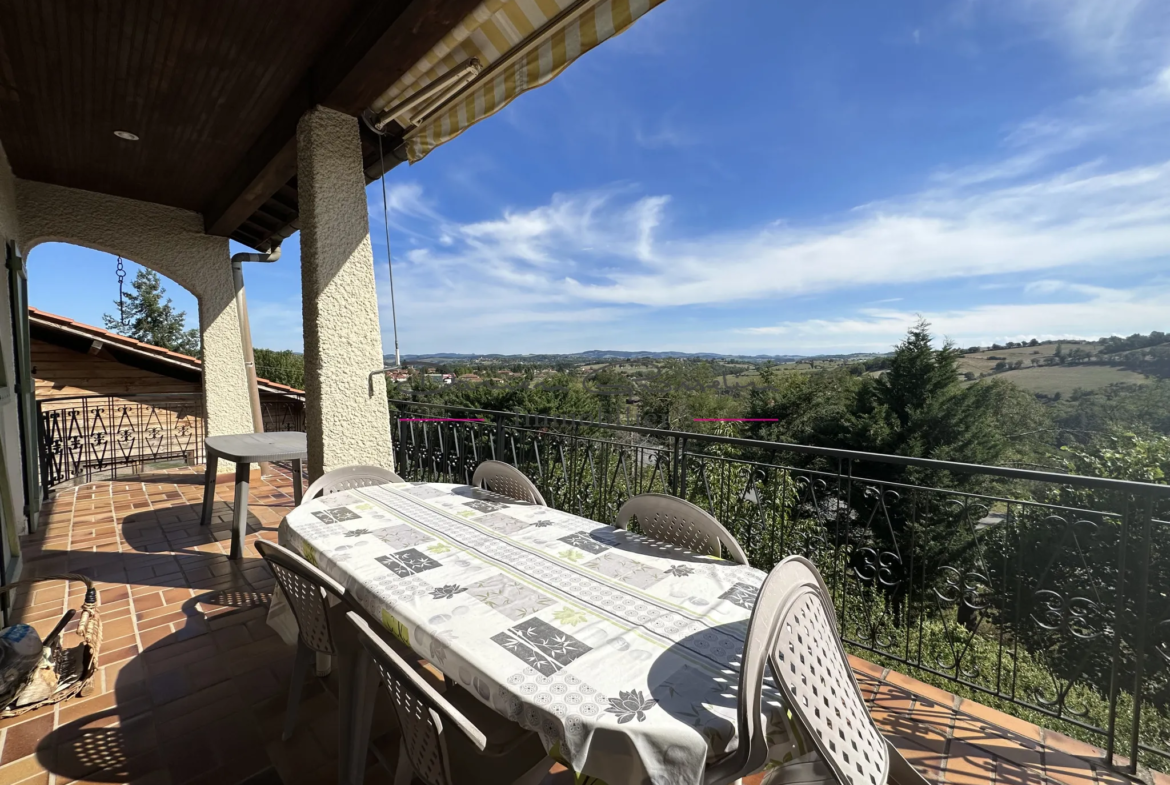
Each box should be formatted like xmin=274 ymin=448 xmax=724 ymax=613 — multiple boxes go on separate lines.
xmin=113 ymin=130 xmax=139 ymax=141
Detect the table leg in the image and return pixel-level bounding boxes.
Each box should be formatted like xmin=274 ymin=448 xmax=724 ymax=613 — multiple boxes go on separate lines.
xmin=338 ymin=644 xmax=378 ymax=785
xmin=292 ymin=458 xmax=303 ymax=506
xmin=230 ymin=461 xmax=249 ymax=560
xmin=200 ymin=453 xmax=218 ymax=527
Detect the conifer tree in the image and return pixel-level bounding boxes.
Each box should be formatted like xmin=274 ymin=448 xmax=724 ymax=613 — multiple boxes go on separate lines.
xmin=103 ymin=269 xmax=201 ymax=356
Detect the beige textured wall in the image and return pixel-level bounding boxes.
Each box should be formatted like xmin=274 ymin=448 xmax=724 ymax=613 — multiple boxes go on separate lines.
xmin=0 ymin=143 xmax=27 ymax=535
xmin=15 ymin=181 xmax=253 ymax=438
xmin=297 ymin=106 xmax=393 ymax=478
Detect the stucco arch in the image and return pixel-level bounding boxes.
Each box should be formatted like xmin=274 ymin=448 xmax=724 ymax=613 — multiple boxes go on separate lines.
xmin=15 ymin=180 xmax=253 ymax=437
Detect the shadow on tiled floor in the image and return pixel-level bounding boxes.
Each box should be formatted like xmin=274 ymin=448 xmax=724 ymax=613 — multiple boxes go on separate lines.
xmin=0 ymin=466 xmax=1158 ymax=785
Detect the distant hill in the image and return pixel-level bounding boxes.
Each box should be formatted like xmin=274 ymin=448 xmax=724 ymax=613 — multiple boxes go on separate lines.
xmin=395 ymin=350 xmax=882 ymax=364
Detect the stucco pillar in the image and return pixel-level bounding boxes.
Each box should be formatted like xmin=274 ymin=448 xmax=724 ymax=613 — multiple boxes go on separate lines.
xmin=296 ymin=106 xmax=392 ymax=479
xmin=189 ymin=263 xmax=255 ymax=438
xmin=15 ymin=181 xmax=254 ymax=438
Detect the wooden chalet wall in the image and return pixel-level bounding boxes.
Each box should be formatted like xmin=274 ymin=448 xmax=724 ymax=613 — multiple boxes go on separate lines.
xmin=33 ymin=338 xmax=197 ymax=402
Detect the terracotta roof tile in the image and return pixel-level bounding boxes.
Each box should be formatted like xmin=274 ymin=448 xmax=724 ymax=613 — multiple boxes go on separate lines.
xmin=28 ymin=306 xmax=305 ymax=396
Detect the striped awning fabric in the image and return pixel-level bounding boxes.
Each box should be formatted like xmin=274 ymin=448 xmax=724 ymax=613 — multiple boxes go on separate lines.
xmin=371 ymin=0 xmax=668 ymax=163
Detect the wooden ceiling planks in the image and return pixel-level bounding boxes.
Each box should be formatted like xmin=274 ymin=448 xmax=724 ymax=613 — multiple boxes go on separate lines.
xmin=0 ymin=0 xmax=357 ymax=211
xmin=0 ymin=0 xmax=484 ymax=252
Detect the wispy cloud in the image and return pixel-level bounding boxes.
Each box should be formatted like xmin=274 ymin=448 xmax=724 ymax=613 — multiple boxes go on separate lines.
xmin=738 ymin=283 xmax=1170 ymax=351
xmin=378 ymin=149 xmax=1170 ymax=352
xmin=633 ymin=119 xmax=695 ymax=150
xmin=402 ymin=159 xmax=1170 ymax=308
xmin=971 ymin=0 xmax=1167 ymax=74
xmin=365 ymin=0 xmax=1170 ymax=355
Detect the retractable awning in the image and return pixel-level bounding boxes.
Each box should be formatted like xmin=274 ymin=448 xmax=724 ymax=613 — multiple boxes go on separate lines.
xmin=370 ymin=0 xmax=668 ymax=163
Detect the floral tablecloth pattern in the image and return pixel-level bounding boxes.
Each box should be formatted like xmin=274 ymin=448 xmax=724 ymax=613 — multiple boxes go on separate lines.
xmin=280 ymin=482 xmax=819 ymax=785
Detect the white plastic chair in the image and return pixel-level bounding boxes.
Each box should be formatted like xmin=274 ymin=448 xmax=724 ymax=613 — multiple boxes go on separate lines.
xmin=705 ymin=556 xmax=929 ymax=785
xmin=255 ymin=539 xmax=351 ymax=741
xmin=303 ymin=465 xmax=404 ymax=503
xmin=471 ymin=460 xmax=546 ymax=506
xmin=615 ymin=493 xmax=749 ymax=565
xmin=345 ymin=611 xmax=553 ymax=785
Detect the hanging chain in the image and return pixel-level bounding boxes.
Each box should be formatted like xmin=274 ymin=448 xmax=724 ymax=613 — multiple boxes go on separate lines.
xmin=115 ymin=256 xmax=127 ymax=327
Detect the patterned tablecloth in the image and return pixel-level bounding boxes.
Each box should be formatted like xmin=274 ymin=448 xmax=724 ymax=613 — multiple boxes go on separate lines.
xmin=280 ymin=482 xmax=819 ymax=785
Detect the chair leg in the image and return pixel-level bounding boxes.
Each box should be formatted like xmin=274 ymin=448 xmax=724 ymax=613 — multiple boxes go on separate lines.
xmin=283 ymin=641 xmax=314 ymax=741
xmin=339 ymin=646 xmax=378 ymax=785
xmin=292 ymin=457 xmax=304 ymax=506
xmin=200 ymin=453 xmax=218 ymax=526
xmin=393 ymin=737 xmax=414 ymax=785
xmin=230 ymin=460 xmax=249 ymax=560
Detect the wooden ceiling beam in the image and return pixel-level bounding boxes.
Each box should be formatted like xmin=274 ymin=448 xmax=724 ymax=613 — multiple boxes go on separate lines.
xmin=203 ymin=0 xmax=482 ymax=244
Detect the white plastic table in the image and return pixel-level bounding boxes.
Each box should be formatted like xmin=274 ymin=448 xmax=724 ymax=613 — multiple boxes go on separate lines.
xmin=280 ymin=481 xmax=817 ymax=785
xmin=200 ymin=432 xmax=306 ymax=559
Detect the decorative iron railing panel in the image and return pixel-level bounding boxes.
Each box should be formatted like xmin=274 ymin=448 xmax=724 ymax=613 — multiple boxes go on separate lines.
xmin=39 ymin=394 xmax=205 ymax=490
xmin=260 ymin=399 xmax=306 ymax=433
xmin=389 ymin=399 xmax=1170 ymax=773
xmin=38 ymin=393 xmax=305 ymax=490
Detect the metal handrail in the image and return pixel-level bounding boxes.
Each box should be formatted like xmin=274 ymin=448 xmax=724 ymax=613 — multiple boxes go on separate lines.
xmin=387 ymin=397 xmax=1170 ymax=774
xmin=389 ymin=399 xmax=1170 ymax=496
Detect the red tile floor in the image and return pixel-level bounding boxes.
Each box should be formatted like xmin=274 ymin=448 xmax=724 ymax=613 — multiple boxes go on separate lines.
xmin=0 ymin=466 xmax=1159 ymax=784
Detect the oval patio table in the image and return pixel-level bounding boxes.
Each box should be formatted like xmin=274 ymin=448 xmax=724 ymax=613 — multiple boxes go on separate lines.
xmin=200 ymin=432 xmax=307 ymax=559
xmin=280 ymin=481 xmax=819 ymax=785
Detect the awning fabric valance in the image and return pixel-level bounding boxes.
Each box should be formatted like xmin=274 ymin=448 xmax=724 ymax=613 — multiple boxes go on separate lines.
xmin=371 ymin=0 xmax=667 ymax=163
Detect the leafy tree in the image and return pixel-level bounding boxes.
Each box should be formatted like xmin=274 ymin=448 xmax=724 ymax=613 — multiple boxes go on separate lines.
xmin=103 ymin=269 xmax=200 ymax=355
xmin=588 ymin=368 xmax=632 ymax=423
xmin=253 ymin=348 xmax=305 ymax=390
xmin=746 ymin=368 xmax=872 ymax=448
xmin=873 ymin=319 xmax=962 ymax=431
xmin=639 ymin=360 xmax=742 ymax=431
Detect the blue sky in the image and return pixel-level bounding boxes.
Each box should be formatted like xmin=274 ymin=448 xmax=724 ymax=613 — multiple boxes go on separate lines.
xmin=28 ymin=0 xmax=1170 ymax=356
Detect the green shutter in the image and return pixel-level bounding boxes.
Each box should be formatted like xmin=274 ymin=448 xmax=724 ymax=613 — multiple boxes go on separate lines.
xmin=0 ymin=242 xmax=21 ymax=593
xmin=8 ymin=245 xmax=39 ymax=529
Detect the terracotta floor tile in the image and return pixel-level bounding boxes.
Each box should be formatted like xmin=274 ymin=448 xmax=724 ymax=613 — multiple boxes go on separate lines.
xmin=956 ymin=698 xmax=1045 ymax=744
xmin=1044 ymin=749 xmax=1100 ymax=785
xmin=890 ymin=735 xmax=946 ymax=784
xmin=951 ymin=715 xmax=1043 ymax=770
xmin=942 ymin=741 xmax=999 ymax=785
xmin=995 ymin=756 xmax=1045 ymax=785
xmin=0 ymin=713 xmax=54 ymax=766
xmin=885 ymin=668 xmax=961 ymax=709
xmin=0 ymin=751 xmax=52 ymax=784
xmin=13 ymin=467 xmax=1149 ymax=785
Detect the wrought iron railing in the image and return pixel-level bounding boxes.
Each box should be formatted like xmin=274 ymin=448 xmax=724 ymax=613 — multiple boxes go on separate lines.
xmin=38 ymin=393 xmax=205 ymax=490
xmin=389 ymin=399 xmax=1170 ymax=774
xmin=38 ymin=393 xmax=306 ymax=490
xmin=260 ymin=399 xmax=306 ymax=433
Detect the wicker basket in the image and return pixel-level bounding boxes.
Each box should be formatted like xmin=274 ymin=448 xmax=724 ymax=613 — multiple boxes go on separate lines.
xmin=0 ymin=573 xmax=102 ymax=718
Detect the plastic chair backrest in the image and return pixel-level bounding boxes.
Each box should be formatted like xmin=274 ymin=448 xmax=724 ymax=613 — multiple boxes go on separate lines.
xmin=470 ymin=460 xmax=546 ymax=506
xmin=255 ymin=539 xmax=347 ymax=655
xmin=701 ymin=559 xmax=791 ymax=784
xmin=615 ymin=493 xmax=749 ymax=564
xmin=766 ymin=557 xmax=891 ymax=785
xmin=303 ymin=465 xmax=404 ymax=502
xmin=347 ymin=611 xmax=491 ymax=785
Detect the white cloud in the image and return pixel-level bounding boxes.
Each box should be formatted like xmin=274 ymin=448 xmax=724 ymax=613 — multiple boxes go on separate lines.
xmin=410 ymin=160 xmax=1170 ymax=309
xmin=979 ymin=0 xmax=1167 ymax=74
xmin=377 ymin=155 xmax=1170 ymax=353
xmin=633 ymin=119 xmax=695 ymax=150
xmin=367 ymin=1 xmax=1170 ymax=354
xmin=737 ymin=283 xmax=1170 ymax=352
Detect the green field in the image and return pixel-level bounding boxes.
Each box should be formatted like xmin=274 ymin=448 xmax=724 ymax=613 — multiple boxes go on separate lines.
xmin=959 ymin=341 xmax=1094 ymax=376
xmin=991 ymin=365 xmax=1149 ymax=395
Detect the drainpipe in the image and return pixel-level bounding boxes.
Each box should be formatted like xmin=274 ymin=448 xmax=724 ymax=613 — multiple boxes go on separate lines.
xmin=231 ymin=245 xmax=281 ymax=472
